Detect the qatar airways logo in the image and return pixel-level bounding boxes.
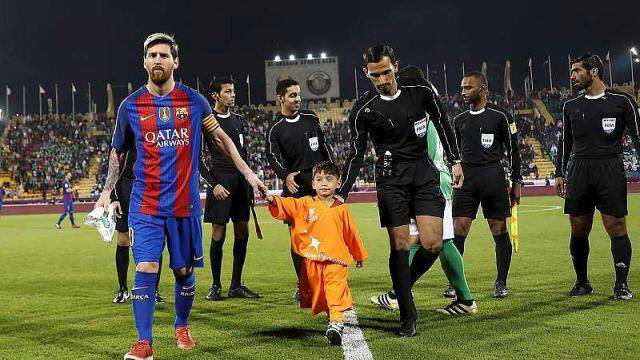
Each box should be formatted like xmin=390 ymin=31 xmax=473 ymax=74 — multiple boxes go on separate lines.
xmin=144 ymin=128 xmax=190 ymax=148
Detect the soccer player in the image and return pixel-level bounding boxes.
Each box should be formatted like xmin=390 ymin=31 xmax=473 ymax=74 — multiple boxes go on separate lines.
xmin=200 ymin=77 xmax=260 ymax=301
xmin=555 ymin=53 xmax=640 ymax=300
xmin=110 ymin=148 xmax=164 ymax=305
xmin=55 ymin=172 xmax=80 ymax=229
xmin=94 ymin=33 xmax=266 ymax=360
xmin=371 ymin=67 xmax=476 ymax=315
xmin=267 ymin=161 xmax=368 ymax=346
xmin=339 ymin=45 xmax=463 ymax=336
xmin=451 ymin=71 xmax=522 ymax=298
xmin=0 ymin=183 xmax=5 ymax=217
xmin=266 ymin=78 xmax=334 ymax=300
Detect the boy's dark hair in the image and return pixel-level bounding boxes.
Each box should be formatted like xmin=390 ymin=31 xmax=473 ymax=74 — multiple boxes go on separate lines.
xmin=276 ymin=78 xmax=299 ymax=97
xmin=363 ymin=44 xmax=397 ymax=65
xmin=571 ymin=53 xmax=604 ymax=78
xmin=210 ymin=76 xmax=235 ymax=94
xmin=312 ymin=161 xmax=340 ymax=178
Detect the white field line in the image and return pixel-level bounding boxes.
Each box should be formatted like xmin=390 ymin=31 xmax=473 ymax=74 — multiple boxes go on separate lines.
xmin=343 ymin=309 xmax=374 ymax=360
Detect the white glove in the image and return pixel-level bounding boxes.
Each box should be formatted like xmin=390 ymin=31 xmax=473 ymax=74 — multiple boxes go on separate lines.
xmin=84 ymin=204 xmax=117 ymax=243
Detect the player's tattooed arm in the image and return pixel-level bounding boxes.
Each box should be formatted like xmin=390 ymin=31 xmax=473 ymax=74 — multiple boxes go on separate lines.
xmin=94 ymin=148 xmax=122 ymax=209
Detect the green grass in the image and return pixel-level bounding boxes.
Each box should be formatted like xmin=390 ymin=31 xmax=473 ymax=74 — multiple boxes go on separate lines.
xmin=0 ymin=194 xmax=639 ymax=359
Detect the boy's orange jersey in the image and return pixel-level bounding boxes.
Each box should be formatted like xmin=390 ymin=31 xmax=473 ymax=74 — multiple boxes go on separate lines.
xmin=268 ymin=196 xmax=368 ymax=265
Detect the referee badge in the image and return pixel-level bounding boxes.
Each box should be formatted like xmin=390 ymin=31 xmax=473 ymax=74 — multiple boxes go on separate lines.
xmin=602 ymin=118 xmax=616 ymax=134
xmin=414 ymin=118 xmax=427 ymax=137
xmin=308 ymin=136 xmax=319 ymax=151
xmin=481 ymin=133 xmax=494 ymax=148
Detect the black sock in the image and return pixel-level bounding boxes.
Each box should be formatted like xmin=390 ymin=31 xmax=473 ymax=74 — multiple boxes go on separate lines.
xmin=156 ymin=254 xmax=163 ymax=291
xmin=493 ymin=233 xmax=512 ymax=284
xmin=115 ymin=245 xmax=130 ymax=290
xmin=389 ymin=250 xmax=416 ymax=322
xmin=291 ymin=248 xmax=303 ymax=279
xmin=409 ymin=247 xmax=440 ymax=287
xmin=230 ymin=237 xmax=248 ymax=289
xmin=210 ymin=235 xmax=225 ymax=288
xmin=453 ymin=235 xmax=466 ymax=256
xmin=611 ymin=234 xmax=632 ymax=284
xmin=570 ymin=235 xmax=589 ymax=283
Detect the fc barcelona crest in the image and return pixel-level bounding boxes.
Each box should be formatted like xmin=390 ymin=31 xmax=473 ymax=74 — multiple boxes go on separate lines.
xmin=159 ymin=107 xmax=171 ymax=122
xmin=175 ymin=107 xmax=189 ymax=120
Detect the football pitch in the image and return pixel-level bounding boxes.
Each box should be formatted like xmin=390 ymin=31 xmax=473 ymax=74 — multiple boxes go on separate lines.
xmin=0 ymin=194 xmax=638 ymax=360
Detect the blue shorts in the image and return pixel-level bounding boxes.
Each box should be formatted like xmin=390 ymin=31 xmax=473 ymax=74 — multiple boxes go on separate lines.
xmin=63 ymin=198 xmax=74 ymax=212
xmin=128 ymin=212 xmax=204 ymax=270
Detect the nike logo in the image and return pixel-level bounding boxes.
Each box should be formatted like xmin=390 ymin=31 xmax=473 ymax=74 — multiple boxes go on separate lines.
xmin=193 ymin=256 xmax=204 ymax=261
xmin=140 ymin=114 xmax=155 ymax=121
xmin=182 ymin=284 xmax=195 ymax=290
xmin=131 ymin=286 xmax=148 ymax=291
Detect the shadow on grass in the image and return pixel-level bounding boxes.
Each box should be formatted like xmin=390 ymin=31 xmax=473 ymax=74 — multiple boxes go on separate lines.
xmin=255 ymin=327 xmax=323 ymax=340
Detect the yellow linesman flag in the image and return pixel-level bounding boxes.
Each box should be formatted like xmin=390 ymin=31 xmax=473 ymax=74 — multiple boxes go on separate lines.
xmin=511 ymin=204 xmax=519 ymax=253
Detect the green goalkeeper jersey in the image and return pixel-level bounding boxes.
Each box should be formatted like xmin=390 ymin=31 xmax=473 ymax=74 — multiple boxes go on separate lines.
xmin=427 ymin=119 xmax=453 ymax=201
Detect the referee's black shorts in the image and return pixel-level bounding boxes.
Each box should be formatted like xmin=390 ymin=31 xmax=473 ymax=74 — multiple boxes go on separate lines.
xmin=114 ymin=178 xmax=133 ymax=233
xmin=280 ymin=170 xmax=316 ymax=225
xmin=452 ymin=163 xmax=511 ymax=220
xmin=564 ymin=157 xmax=628 ymax=217
xmin=375 ymin=157 xmax=445 ymax=228
xmin=204 ymin=170 xmax=252 ymax=224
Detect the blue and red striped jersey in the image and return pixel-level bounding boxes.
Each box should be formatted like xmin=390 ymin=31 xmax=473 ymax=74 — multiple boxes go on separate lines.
xmin=111 ymin=83 xmax=217 ymax=217
xmin=62 ymin=180 xmax=72 ymax=201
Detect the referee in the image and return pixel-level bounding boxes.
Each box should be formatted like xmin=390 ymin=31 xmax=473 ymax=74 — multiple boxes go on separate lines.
xmin=338 ymin=45 xmax=463 ymax=336
xmin=200 ymin=77 xmax=260 ymax=301
xmin=266 ymin=78 xmax=333 ymax=300
xmin=556 ymin=53 xmax=640 ymax=300
xmin=110 ymin=148 xmax=164 ymax=304
xmin=452 ymin=71 xmax=522 ymax=298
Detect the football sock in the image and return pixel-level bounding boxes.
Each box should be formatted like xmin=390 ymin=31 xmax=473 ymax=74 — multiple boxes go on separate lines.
xmin=494 ymin=233 xmax=512 ymax=284
xmin=230 ymin=237 xmax=249 ymax=290
xmin=409 ymin=247 xmax=440 ymax=287
xmin=210 ymin=235 xmax=225 ymax=288
xmin=156 ymin=254 xmax=163 ymax=291
xmin=291 ymin=248 xmax=303 ymax=279
xmin=115 ymin=245 xmax=130 ymax=290
xmin=570 ymin=235 xmax=589 ymax=283
xmin=174 ymin=270 xmax=195 ymax=328
xmin=611 ymin=234 xmax=632 ymax=284
xmin=408 ymin=242 xmax=422 ymax=264
xmin=132 ymin=271 xmax=157 ymax=344
xmin=389 ymin=249 xmax=415 ymax=322
xmin=453 ymin=235 xmax=466 ymax=256
xmin=69 ymin=212 xmax=76 ymax=226
xmin=439 ymin=239 xmax=474 ymax=301
xmin=57 ymin=212 xmax=67 ymax=224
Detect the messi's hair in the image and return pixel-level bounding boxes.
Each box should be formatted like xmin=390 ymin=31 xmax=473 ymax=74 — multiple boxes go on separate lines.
xmin=276 ymin=78 xmax=299 ymax=97
xmin=312 ymin=161 xmax=340 ymax=178
xmin=463 ymin=71 xmax=488 ymax=86
xmin=363 ymin=44 xmax=397 ymax=65
xmin=210 ymin=76 xmax=235 ymax=94
xmin=143 ymin=33 xmax=179 ymax=59
xmin=571 ymin=53 xmax=604 ymax=78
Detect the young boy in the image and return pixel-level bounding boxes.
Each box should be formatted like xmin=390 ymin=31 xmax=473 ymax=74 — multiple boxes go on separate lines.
xmin=267 ymin=161 xmax=368 ymax=346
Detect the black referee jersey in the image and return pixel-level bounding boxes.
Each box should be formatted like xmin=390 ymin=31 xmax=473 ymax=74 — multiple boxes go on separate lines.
xmin=266 ymin=110 xmax=333 ymax=181
xmin=199 ymin=110 xmax=247 ymax=188
xmin=453 ymin=103 xmax=522 ymax=182
xmin=337 ymin=78 xmax=460 ymax=199
xmin=555 ymin=89 xmax=640 ymax=177
xmin=110 ymin=147 xmax=136 ymax=202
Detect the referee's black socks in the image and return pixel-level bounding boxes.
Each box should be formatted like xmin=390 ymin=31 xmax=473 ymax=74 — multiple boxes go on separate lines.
xmin=570 ymin=235 xmax=589 ymax=283
xmin=453 ymin=235 xmax=466 ymax=256
xmin=389 ymin=250 xmax=416 ymax=321
xmin=493 ymin=233 xmax=512 ymax=284
xmin=210 ymin=235 xmax=225 ymax=288
xmin=611 ymin=234 xmax=632 ymax=284
xmin=230 ymin=237 xmax=249 ymax=290
xmin=115 ymin=245 xmax=130 ymax=290
xmin=410 ymin=247 xmax=440 ymax=287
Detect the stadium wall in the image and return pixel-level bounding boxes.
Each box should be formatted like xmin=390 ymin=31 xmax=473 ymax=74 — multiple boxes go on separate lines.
xmin=3 ymin=184 xmax=640 ymax=216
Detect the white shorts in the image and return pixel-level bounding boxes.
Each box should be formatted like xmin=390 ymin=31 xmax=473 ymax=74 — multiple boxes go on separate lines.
xmin=409 ymin=200 xmax=454 ymax=240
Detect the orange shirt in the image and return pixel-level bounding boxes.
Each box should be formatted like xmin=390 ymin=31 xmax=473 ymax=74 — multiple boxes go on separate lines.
xmin=268 ymin=196 xmax=368 ymax=266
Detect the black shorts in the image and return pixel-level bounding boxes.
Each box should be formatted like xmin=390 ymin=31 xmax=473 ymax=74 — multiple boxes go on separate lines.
xmin=452 ymin=163 xmax=510 ymax=220
xmin=564 ymin=157 xmax=627 ymax=217
xmin=281 ymin=170 xmax=316 ymax=198
xmin=204 ymin=171 xmax=251 ymax=224
xmin=114 ymin=178 xmax=133 ymax=233
xmin=375 ymin=157 xmax=445 ymax=228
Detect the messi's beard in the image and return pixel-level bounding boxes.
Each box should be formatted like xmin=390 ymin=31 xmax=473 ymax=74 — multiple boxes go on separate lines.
xmin=150 ymin=69 xmax=172 ymax=87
